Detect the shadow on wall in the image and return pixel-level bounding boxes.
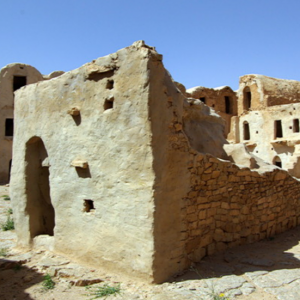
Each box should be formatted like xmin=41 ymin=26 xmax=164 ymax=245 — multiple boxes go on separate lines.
xmin=75 ymin=166 xmax=92 ymax=178
xmin=0 ymin=258 xmax=44 ymax=299
xmin=172 ymin=225 xmax=300 ymax=282
xmin=183 ymin=99 xmax=229 ymax=160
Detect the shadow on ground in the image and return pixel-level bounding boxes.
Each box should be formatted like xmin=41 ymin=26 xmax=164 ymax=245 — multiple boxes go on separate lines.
xmin=173 ymin=225 xmax=300 ymax=282
xmin=0 ymin=257 xmax=45 ymax=300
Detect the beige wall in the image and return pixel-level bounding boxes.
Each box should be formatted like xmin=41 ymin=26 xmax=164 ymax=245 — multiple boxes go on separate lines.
xmin=0 ymin=63 xmax=44 ymax=183
xmin=186 ymin=86 xmax=237 ymax=137
xmin=238 ymin=74 xmax=300 ymax=114
xmin=11 ymin=43 xmax=157 ymax=282
xmin=233 ymin=74 xmax=300 ymax=177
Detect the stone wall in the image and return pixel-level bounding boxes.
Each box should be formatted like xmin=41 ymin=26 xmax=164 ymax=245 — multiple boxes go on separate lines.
xmin=181 ymin=151 xmax=300 ymax=262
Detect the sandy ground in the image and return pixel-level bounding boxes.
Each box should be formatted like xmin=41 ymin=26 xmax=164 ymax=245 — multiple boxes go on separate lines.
xmin=2 ymin=184 xmax=300 ymax=299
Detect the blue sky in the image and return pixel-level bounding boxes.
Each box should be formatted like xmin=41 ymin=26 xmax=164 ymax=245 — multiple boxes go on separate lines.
xmin=0 ymin=0 xmax=299 ymax=90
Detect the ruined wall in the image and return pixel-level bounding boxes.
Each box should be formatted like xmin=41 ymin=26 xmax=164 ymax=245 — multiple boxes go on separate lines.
xmin=0 ymin=63 xmax=44 ymax=183
xmin=186 ymin=86 xmax=237 ymax=137
xmin=147 ymin=57 xmax=300 ymax=281
xmin=238 ymin=103 xmax=300 ymax=169
xmin=11 ymin=43 xmax=157 ymax=282
xmin=238 ymin=74 xmax=300 ymax=114
xmin=182 ymin=151 xmax=300 ymax=262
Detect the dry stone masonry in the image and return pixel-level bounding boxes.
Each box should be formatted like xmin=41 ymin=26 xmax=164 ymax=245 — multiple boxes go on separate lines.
xmin=6 ymin=41 xmax=300 ymax=283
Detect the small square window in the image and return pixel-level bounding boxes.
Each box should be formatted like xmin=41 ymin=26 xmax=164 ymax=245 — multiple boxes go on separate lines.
xmin=83 ymin=200 xmax=95 ymax=213
xmin=13 ymin=76 xmax=27 ymax=91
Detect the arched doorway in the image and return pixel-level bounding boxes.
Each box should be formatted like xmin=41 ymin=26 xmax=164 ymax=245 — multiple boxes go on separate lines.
xmin=25 ymin=137 xmax=55 ymax=238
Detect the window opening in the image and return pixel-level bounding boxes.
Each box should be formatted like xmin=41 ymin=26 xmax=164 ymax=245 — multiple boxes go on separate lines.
xmin=106 ymin=80 xmax=114 ymax=90
xmin=293 ymin=119 xmax=299 ymax=133
xmin=199 ymin=97 xmax=206 ymax=104
xmin=83 ymin=200 xmax=95 ymax=212
xmin=225 ymin=96 xmax=231 ymax=114
xmin=243 ymin=122 xmax=250 ymax=140
xmin=273 ymin=156 xmax=282 ymax=168
xmin=275 ymin=120 xmax=283 ymax=138
xmin=5 ymin=119 xmax=13 ymax=136
xmin=104 ymin=96 xmax=114 ymax=111
xmin=13 ymin=76 xmax=27 ymax=91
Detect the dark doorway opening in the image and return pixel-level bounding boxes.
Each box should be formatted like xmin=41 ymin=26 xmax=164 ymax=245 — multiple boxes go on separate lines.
xmin=293 ymin=119 xmax=299 ymax=133
xmin=5 ymin=119 xmax=13 ymax=136
xmin=199 ymin=97 xmax=206 ymax=104
xmin=25 ymin=137 xmax=55 ymax=238
xmin=243 ymin=122 xmax=250 ymax=140
xmin=275 ymin=120 xmax=283 ymax=138
xmin=225 ymin=96 xmax=231 ymax=114
xmin=243 ymin=87 xmax=251 ymax=110
xmin=13 ymin=76 xmax=27 ymax=91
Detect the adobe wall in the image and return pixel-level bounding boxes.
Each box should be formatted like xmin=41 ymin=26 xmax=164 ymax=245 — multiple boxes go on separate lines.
xmin=10 ymin=42 xmax=158 ymax=282
xmin=0 ymin=63 xmax=44 ymax=183
xmin=233 ymin=102 xmax=300 ymax=177
xmin=186 ymin=86 xmax=237 ymax=137
xmin=238 ymin=74 xmax=300 ymax=114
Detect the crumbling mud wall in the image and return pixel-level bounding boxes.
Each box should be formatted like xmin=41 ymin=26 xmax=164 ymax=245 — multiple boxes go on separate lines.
xmin=150 ymin=76 xmax=300 ymax=280
xmin=231 ymin=75 xmax=300 ymax=178
xmin=10 ymin=41 xmax=300 ymax=284
xmin=186 ymin=86 xmax=237 ymax=137
xmin=238 ymin=74 xmax=300 ymax=114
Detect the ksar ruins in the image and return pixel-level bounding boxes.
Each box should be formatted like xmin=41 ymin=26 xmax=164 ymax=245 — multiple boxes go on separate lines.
xmin=1 ymin=41 xmax=300 ymax=283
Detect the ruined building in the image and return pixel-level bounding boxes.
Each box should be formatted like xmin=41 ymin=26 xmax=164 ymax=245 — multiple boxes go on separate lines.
xmin=228 ymin=74 xmax=300 ymax=178
xmin=0 ymin=64 xmax=64 ymax=183
xmin=186 ymin=85 xmax=237 ymax=137
xmin=8 ymin=41 xmax=300 ymax=283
